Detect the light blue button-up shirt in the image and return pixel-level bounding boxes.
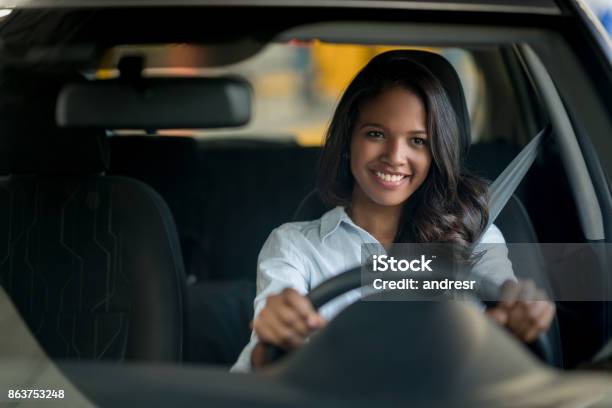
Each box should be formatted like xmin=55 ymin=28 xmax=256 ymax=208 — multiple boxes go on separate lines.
xmin=231 ymin=206 xmax=514 ymax=372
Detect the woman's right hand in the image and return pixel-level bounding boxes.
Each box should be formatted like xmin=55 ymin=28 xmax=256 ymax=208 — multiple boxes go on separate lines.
xmin=253 ymin=287 xmax=326 ymax=350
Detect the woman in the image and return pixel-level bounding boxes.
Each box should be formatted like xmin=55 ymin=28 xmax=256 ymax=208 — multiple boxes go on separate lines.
xmin=231 ymin=50 xmax=555 ymax=372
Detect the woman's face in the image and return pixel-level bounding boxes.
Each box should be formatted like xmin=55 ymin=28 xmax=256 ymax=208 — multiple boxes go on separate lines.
xmin=350 ymin=86 xmax=432 ymax=208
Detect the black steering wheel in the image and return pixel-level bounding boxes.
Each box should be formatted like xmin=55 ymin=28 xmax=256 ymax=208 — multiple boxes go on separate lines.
xmin=265 ymin=266 xmax=556 ymax=365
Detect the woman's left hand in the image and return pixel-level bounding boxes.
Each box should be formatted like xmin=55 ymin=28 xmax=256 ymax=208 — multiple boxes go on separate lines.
xmin=486 ymin=279 xmax=556 ymax=343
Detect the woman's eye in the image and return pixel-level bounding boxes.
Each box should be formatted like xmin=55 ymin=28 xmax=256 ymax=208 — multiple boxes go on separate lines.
xmin=366 ymin=130 xmax=385 ymax=139
xmin=412 ymin=137 xmax=427 ymax=146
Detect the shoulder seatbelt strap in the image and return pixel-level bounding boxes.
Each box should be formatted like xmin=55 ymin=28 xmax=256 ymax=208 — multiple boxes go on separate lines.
xmin=476 ymin=125 xmax=550 ymax=243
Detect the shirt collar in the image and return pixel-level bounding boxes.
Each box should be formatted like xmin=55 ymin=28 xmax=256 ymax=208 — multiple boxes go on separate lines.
xmin=320 ymin=206 xmax=352 ymax=241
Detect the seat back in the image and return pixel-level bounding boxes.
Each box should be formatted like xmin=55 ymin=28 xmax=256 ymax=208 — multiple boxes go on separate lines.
xmin=0 ymin=72 xmax=186 ymax=362
xmin=108 ymin=136 xmax=319 ymax=282
xmin=0 ymin=172 xmax=187 ymax=361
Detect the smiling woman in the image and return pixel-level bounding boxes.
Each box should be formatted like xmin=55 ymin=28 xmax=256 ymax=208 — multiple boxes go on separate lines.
xmin=233 ymin=50 xmax=555 ymax=373
xmin=317 ymin=51 xmax=487 ymax=253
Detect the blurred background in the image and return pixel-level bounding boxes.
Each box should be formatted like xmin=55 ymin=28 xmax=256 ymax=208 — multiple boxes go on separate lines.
xmin=584 ymin=0 xmax=612 ymax=35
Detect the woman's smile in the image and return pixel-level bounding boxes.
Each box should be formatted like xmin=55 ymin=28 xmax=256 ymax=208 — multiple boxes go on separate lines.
xmin=371 ymin=169 xmax=411 ymax=189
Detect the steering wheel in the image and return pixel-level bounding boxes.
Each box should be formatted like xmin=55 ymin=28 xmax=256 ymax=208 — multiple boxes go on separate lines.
xmin=265 ymin=266 xmax=557 ymax=365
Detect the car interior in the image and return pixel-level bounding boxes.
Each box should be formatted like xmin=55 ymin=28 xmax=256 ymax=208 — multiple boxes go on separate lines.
xmin=1 ymin=6 xmax=612 ymax=405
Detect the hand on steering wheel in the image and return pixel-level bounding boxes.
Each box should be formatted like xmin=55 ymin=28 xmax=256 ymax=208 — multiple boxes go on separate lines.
xmin=486 ymin=279 xmax=556 ymax=342
xmin=261 ymin=266 xmax=558 ymax=366
xmin=252 ymin=288 xmax=326 ymax=359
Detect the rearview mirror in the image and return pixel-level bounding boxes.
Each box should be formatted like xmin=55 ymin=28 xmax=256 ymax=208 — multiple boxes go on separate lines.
xmin=56 ymin=77 xmax=252 ymax=129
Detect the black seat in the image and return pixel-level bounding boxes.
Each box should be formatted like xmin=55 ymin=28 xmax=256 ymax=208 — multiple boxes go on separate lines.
xmin=108 ymin=136 xmax=319 ymax=283
xmin=0 ymin=71 xmax=187 ymax=362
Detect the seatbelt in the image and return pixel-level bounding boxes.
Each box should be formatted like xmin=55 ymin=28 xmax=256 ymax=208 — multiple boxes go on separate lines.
xmin=476 ymin=125 xmax=549 ymax=243
xmin=475 ymin=124 xmax=549 ymax=306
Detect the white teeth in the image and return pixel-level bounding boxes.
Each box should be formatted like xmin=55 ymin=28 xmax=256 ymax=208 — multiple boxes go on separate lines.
xmin=375 ymin=171 xmax=405 ymax=183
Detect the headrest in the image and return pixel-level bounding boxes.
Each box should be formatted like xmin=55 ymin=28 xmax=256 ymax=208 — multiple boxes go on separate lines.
xmin=56 ymin=77 xmax=252 ymax=129
xmin=0 ymin=131 xmax=109 ymax=176
xmin=367 ymin=50 xmax=471 ymax=160
xmin=0 ymin=68 xmax=109 ymax=175
xmin=293 ymin=189 xmax=330 ymax=222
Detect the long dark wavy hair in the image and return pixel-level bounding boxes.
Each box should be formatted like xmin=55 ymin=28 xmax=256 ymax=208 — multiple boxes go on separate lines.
xmin=317 ymin=51 xmax=489 ymax=254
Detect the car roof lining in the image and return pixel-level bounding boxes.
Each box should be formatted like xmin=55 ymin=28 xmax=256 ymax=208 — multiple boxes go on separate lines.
xmin=3 ymin=0 xmax=562 ymax=15
xmin=0 ymin=18 xmax=564 ymax=70
xmin=0 ymin=6 xmax=567 ymax=51
xmin=276 ymin=21 xmax=555 ymax=47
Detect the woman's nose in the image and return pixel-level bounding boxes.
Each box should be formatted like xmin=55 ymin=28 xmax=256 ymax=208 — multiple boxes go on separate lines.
xmin=381 ymin=138 xmax=407 ymax=166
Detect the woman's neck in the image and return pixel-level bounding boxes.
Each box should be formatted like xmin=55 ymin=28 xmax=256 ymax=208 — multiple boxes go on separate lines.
xmin=347 ymin=189 xmax=403 ymax=247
